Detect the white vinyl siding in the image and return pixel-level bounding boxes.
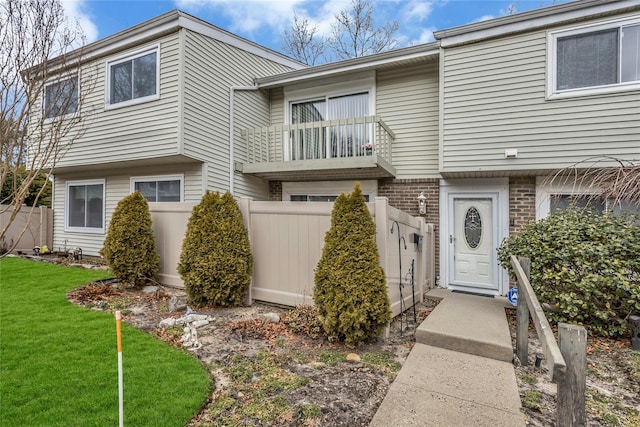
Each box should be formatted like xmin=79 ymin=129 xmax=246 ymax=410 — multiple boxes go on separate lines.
xmin=441 ymin=12 xmax=640 ymax=176
xmin=181 ymin=30 xmax=295 ymax=199
xmin=377 ymin=62 xmax=440 ymax=178
xmin=53 ymin=33 xmax=182 ymax=168
xmin=53 ymin=164 xmax=202 ymax=255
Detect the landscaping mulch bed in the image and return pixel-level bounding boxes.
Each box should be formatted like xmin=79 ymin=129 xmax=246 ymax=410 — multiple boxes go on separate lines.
xmin=68 ymin=281 xmax=439 ymax=426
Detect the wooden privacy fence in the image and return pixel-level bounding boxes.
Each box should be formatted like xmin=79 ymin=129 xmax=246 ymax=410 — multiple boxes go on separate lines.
xmin=150 ymin=197 xmax=435 ymax=317
xmin=0 ymin=204 xmax=52 ymax=253
xmin=511 ymin=255 xmax=587 ymax=427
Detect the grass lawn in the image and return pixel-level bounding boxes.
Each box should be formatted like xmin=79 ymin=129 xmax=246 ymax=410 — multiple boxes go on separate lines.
xmin=0 ymin=257 xmax=210 ymax=426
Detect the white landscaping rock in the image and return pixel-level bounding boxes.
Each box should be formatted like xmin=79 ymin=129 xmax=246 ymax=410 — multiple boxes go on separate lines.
xmin=261 ymin=312 xmax=280 ymax=323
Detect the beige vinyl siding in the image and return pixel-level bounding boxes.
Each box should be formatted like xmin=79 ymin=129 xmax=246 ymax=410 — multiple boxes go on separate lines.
xmin=441 ymin=13 xmax=640 ymax=175
xmin=376 ymin=63 xmax=440 ymax=178
xmin=182 ymin=30 xmax=294 ymax=199
xmin=54 ymin=32 xmax=182 ymax=168
xmin=53 ymin=164 xmax=202 ymax=255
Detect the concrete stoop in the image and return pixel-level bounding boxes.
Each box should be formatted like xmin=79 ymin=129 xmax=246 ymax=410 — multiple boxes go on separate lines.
xmin=415 ymin=289 xmax=514 ymax=362
xmin=369 ymin=289 xmax=524 ymax=427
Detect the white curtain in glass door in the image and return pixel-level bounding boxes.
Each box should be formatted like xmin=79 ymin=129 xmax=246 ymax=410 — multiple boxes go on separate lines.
xmin=328 ymin=93 xmax=369 ymax=158
xmin=290 ymin=92 xmax=369 ymax=160
xmin=291 ymin=99 xmax=326 ymax=160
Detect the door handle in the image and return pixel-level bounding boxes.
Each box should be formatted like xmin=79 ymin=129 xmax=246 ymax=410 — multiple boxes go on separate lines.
xmin=449 ymin=235 xmax=454 ymax=244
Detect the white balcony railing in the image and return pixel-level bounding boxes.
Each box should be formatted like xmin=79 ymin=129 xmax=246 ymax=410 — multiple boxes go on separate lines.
xmin=242 ymin=116 xmax=394 ymax=165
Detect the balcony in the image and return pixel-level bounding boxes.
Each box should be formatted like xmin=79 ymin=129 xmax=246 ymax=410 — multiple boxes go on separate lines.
xmin=239 ymin=116 xmax=396 ymax=181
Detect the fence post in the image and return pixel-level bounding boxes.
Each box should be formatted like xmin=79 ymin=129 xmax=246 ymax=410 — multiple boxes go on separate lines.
xmin=237 ymin=197 xmax=253 ymax=306
xmin=516 ymin=256 xmax=531 ymax=365
xmin=557 ymin=323 xmax=587 ymax=427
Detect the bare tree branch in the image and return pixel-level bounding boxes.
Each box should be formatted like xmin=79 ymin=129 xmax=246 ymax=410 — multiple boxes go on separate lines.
xmin=281 ymin=13 xmax=326 ymax=66
xmin=329 ymin=0 xmax=399 ymax=60
xmin=0 ymin=0 xmax=96 ymax=255
xmin=542 ymin=156 xmax=640 ymax=210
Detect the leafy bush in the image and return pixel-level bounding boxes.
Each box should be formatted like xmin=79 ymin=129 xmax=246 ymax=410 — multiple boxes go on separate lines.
xmin=178 ymin=191 xmax=253 ymax=306
xmin=498 ymin=209 xmax=640 ymax=338
xmin=101 ymin=192 xmax=160 ymax=287
xmin=313 ymin=183 xmax=391 ymax=347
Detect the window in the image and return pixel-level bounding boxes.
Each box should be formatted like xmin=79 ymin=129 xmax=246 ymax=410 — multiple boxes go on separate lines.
xmin=548 ymin=18 xmax=640 ymax=98
xmin=107 ymin=46 xmax=158 ymax=107
xmin=44 ymin=76 xmax=79 ymax=119
xmin=131 ymin=175 xmax=182 ymax=202
xmin=282 ymin=180 xmax=377 ymax=202
xmin=66 ymin=180 xmax=104 ymax=232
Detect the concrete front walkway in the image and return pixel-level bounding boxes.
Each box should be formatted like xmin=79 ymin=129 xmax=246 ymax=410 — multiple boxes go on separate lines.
xmin=370 ymin=289 xmax=526 ymax=427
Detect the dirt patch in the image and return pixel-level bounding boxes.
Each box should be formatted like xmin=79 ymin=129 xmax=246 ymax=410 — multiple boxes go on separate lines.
xmin=68 ymin=282 xmax=439 ymax=426
xmin=507 ymin=310 xmax=640 ymax=426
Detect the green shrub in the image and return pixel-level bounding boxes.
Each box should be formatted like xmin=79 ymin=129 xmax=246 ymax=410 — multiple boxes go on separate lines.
xmin=313 ymin=183 xmax=391 ymax=347
xmin=178 ymin=191 xmax=253 ymax=306
xmin=498 ymin=208 xmax=640 ymax=338
xmin=101 ymin=191 xmax=160 ymax=288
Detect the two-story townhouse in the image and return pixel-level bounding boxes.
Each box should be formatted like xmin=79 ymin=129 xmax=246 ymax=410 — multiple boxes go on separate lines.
xmin=238 ymin=0 xmax=639 ymax=297
xmin=41 ymin=11 xmax=303 ymax=255
xmin=38 ymin=0 xmax=638 ymax=298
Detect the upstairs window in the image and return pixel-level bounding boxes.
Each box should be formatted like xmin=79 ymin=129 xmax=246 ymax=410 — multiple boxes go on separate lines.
xmin=44 ymin=76 xmax=79 ymax=119
xmin=548 ymin=18 xmax=640 ymax=98
xmin=107 ymin=46 xmax=158 ymax=107
xmin=547 ymin=18 xmax=640 ymax=98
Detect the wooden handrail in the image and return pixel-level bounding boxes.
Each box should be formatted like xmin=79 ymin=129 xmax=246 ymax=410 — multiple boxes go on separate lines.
xmin=511 ymin=255 xmax=566 ymax=382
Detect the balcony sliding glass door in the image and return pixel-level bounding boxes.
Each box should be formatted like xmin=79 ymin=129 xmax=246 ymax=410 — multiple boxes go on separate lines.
xmin=290 ymin=92 xmax=370 ymax=160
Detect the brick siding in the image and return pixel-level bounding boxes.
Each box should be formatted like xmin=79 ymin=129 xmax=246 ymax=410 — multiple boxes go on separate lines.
xmin=508 ymin=177 xmax=536 ymax=236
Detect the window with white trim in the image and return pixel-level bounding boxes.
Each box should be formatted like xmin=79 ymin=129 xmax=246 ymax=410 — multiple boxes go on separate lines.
xmin=106 ymin=46 xmax=158 ymax=107
xmin=282 ymin=180 xmax=377 ymax=202
xmin=548 ymin=17 xmax=640 ymax=98
xmin=66 ymin=180 xmax=105 ymax=232
xmin=131 ymin=175 xmax=182 ymax=202
xmin=44 ymin=75 xmax=79 ymax=119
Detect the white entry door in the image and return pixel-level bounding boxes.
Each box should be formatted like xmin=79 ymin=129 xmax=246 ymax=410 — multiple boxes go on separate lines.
xmin=449 ymin=197 xmax=499 ymax=293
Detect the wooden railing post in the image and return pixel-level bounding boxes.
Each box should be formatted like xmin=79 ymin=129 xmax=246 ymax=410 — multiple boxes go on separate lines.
xmin=516 ymin=256 xmax=531 ymax=365
xmin=557 ymin=323 xmax=587 ymax=427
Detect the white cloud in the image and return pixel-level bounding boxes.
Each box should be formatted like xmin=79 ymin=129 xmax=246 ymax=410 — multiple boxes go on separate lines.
xmin=175 ymin=0 xmax=311 ymax=34
xmin=60 ymin=0 xmax=99 ymax=43
xmin=402 ymin=1 xmax=434 ymax=22
xmin=414 ymin=27 xmax=435 ymax=44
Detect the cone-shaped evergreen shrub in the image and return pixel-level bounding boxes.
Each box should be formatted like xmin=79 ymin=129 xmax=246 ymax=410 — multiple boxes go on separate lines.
xmin=101 ymin=191 xmax=160 ymax=288
xmin=314 ymin=183 xmax=391 ymax=347
xmin=178 ymin=191 xmax=253 ymax=306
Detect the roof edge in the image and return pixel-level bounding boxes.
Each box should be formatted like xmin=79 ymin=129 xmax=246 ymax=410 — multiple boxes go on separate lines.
xmin=256 ymin=42 xmax=440 ymax=88
xmin=434 ymin=0 xmax=640 ymax=46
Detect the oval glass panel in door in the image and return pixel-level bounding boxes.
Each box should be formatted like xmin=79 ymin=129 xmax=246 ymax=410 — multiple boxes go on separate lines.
xmin=464 ymin=207 xmax=482 ymax=249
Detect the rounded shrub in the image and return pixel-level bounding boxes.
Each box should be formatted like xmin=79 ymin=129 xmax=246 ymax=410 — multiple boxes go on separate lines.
xmin=178 ymin=191 xmax=253 ymax=307
xmin=498 ymin=208 xmax=640 ymax=338
xmin=313 ymin=183 xmax=391 ymax=347
xmin=101 ymin=191 xmax=160 ymax=288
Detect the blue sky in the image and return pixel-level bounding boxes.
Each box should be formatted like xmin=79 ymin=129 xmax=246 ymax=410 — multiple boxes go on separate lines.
xmin=63 ymin=0 xmax=568 ymax=54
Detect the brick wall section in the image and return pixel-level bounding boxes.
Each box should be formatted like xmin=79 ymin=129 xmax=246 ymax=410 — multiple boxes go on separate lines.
xmin=378 ymin=178 xmax=440 ymax=279
xmin=268 ymin=181 xmax=282 ymax=201
xmin=508 ymin=177 xmax=536 ymax=236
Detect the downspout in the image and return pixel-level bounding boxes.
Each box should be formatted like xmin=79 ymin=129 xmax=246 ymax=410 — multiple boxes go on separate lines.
xmin=229 ymin=85 xmax=259 ymax=195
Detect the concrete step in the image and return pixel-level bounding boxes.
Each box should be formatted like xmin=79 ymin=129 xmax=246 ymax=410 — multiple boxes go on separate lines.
xmin=415 ymin=289 xmax=514 ymax=362
xmin=370 ymin=344 xmax=525 ymax=427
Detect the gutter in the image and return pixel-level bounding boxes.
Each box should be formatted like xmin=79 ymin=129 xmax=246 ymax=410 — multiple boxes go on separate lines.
xmin=229 ymin=85 xmax=259 ymax=195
